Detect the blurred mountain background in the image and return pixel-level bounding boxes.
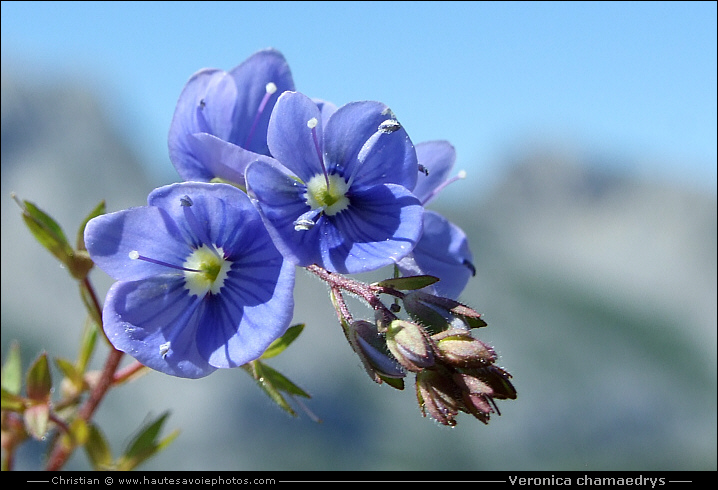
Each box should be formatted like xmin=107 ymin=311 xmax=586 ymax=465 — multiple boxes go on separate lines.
xmin=2 ymin=64 xmax=715 ymax=471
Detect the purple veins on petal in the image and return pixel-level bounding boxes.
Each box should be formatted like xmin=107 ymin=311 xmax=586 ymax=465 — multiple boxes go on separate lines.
xmin=246 ymin=91 xmax=423 ymax=274
xmin=85 ymin=182 xmax=295 ymax=379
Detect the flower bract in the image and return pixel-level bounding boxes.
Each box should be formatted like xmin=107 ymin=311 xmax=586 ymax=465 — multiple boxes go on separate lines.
xmin=84 ymin=182 xmax=296 ymax=378
xmin=168 ymin=48 xmax=295 ymax=187
xmin=245 ymin=91 xmax=424 ymax=274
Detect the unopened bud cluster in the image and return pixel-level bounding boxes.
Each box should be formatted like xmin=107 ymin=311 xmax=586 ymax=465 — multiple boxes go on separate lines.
xmin=347 ymin=289 xmax=516 ymax=427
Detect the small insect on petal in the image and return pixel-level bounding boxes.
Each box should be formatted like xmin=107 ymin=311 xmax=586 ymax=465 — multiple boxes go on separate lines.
xmin=378 ymin=119 xmax=401 ymax=134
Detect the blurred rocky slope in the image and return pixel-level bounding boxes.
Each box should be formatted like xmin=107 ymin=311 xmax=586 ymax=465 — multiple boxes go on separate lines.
xmin=2 ymin=71 xmax=715 ymax=470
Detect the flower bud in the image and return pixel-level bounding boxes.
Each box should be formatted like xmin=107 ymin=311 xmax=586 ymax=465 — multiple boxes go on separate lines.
xmin=453 ymin=372 xmax=497 ymax=424
xmin=432 ymin=329 xmax=497 ymax=368
xmin=385 ymin=320 xmax=435 ymax=372
xmin=473 ymin=365 xmax=518 ymax=401
xmin=351 ymin=320 xmax=406 ymax=381
xmin=415 ymin=369 xmax=461 ymax=426
xmin=404 ymin=291 xmax=488 ymax=333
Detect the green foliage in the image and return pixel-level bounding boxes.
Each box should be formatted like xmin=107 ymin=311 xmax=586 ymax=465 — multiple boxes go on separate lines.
xmin=1 ymin=342 xmax=22 ymax=395
xmin=116 ymin=412 xmax=179 ymax=471
xmin=373 ymin=275 xmax=439 ymax=291
xmin=260 ymin=323 xmax=305 ymax=359
xmin=12 ymin=194 xmax=97 ymax=280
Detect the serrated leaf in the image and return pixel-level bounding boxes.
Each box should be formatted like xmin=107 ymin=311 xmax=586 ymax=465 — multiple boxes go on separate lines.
xmin=26 ymin=353 xmax=52 ymax=401
xmin=1 ymin=387 xmax=26 ymax=412
xmin=1 ymin=341 xmax=22 ymax=394
xmin=373 ymin=275 xmax=439 ymax=291
xmin=76 ymin=200 xmax=106 ymax=251
xmin=24 ymin=403 xmax=50 ymax=440
xmin=260 ymin=323 xmax=305 ymax=359
xmin=84 ymin=423 xmax=113 ymax=470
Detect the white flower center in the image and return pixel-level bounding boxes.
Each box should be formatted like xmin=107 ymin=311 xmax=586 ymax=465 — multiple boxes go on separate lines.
xmin=183 ymin=245 xmax=232 ymax=296
xmin=304 ymin=173 xmax=350 ymax=216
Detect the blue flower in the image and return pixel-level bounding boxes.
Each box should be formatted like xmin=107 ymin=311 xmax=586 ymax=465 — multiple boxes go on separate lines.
xmin=84 ymin=182 xmax=296 ymax=379
xmin=397 ymin=140 xmax=475 ymax=299
xmin=245 ymin=91 xmax=424 ymax=274
xmin=168 ymin=48 xmax=295 ymax=187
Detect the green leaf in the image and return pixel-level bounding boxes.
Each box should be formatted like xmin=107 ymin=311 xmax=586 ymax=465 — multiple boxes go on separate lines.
xmin=64 ymin=417 xmax=89 ymax=446
xmin=1 ymin=341 xmax=22 ymax=395
xmin=124 ymin=412 xmax=169 ymax=458
xmin=377 ymin=374 xmax=405 ymax=390
xmin=26 ymin=352 xmax=52 ymax=401
xmin=260 ymin=363 xmax=310 ymax=398
xmin=260 ymin=323 xmax=305 ymax=359
xmin=373 ymin=275 xmax=440 ymax=291
xmin=76 ymin=200 xmax=106 ymax=251
xmin=13 ymin=195 xmax=74 ymax=266
xmin=79 ymin=281 xmax=104 ymax=328
xmin=243 ymin=361 xmax=296 ymax=416
xmin=84 ymin=423 xmax=113 ymax=470
xmin=118 ymin=411 xmax=179 ymax=471
xmin=54 ymin=357 xmax=85 ymax=392
xmin=76 ymin=315 xmax=100 ymax=373
xmin=1 ymin=387 xmax=26 ymax=412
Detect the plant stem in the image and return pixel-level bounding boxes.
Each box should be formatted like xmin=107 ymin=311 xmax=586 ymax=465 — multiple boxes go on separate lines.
xmin=305 ymin=264 xmax=403 ymax=318
xmin=45 ymin=276 xmax=125 ymax=471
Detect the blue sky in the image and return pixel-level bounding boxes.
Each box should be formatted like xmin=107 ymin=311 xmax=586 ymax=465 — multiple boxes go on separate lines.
xmin=2 ymin=1 xmax=716 ymax=194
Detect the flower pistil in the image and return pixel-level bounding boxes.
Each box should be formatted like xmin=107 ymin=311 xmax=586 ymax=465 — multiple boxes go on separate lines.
xmin=294 ymin=117 xmax=351 ymax=230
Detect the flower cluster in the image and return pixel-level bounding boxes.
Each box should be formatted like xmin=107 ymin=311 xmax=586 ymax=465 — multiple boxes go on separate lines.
xmin=83 ymin=48 xmax=515 ymax=426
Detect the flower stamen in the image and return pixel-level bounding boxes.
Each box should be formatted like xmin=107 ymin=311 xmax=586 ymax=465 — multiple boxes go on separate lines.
xmin=245 ymin=81 xmax=278 ymax=148
xmin=129 ymin=250 xmax=201 ymax=273
xmin=421 ymin=170 xmax=467 ymax=205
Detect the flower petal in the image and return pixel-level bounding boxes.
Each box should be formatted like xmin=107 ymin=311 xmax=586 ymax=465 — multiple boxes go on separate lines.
xmin=147 ymin=182 xmax=263 ymax=251
xmin=266 ymin=91 xmax=324 ymax=182
xmin=322 ymin=184 xmax=424 ymax=273
xmin=323 ymin=101 xmax=418 ymax=190
xmin=184 ymin=133 xmax=275 ymax=188
xmin=229 ymin=48 xmax=295 ymax=155
xmin=397 ymin=210 xmax=474 ymax=299
xmin=413 ymin=140 xmax=456 ymax=204
xmin=103 ymin=278 xmax=217 ymax=379
xmin=245 ymin=159 xmax=322 ymax=266
xmin=195 ymin=259 xmax=296 ymax=368
xmin=168 ymin=69 xmax=238 ymax=181
xmin=84 ymin=206 xmax=189 ymax=282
